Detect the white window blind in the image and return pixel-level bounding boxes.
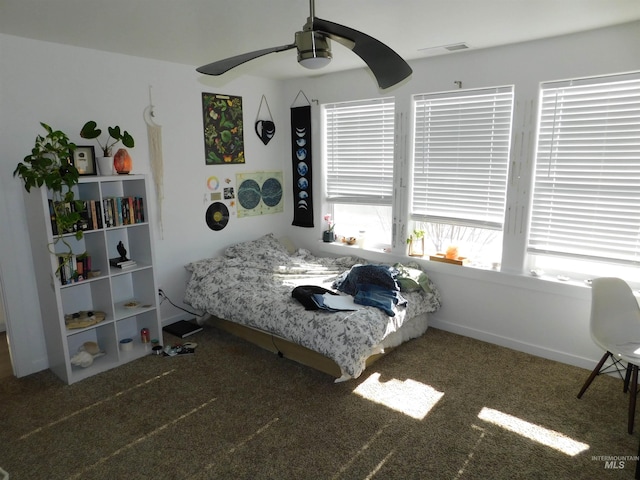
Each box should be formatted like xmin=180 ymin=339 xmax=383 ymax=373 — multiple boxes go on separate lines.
xmin=412 ymin=86 xmax=514 ymax=229
xmin=528 ymin=72 xmax=640 ymax=264
xmin=324 ymin=98 xmax=395 ymax=205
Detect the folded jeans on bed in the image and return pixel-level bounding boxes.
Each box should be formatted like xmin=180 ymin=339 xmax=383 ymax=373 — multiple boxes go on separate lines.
xmin=353 ymin=283 xmax=407 ymax=317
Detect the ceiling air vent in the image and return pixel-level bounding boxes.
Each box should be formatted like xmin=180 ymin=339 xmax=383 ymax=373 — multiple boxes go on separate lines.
xmin=445 ymin=43 xmax=469 ymax=52
xmin=418 ymin=42 xmax=470 ymax=57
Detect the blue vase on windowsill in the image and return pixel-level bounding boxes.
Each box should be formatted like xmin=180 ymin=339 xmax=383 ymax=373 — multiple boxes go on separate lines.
xmin=323 ymin=230 xmax=335 ymax=243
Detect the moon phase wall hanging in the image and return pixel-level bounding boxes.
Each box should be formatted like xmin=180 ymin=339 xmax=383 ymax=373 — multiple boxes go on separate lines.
xmin=202 ymin=92 xmax=245 ymax=165
xmin=291 ymin=104 xmax=313 ymax=227
xmin=236 ymin=171 xmax=284 ymax=218
xmin=205 ymin=202 xmax=230 ymax=231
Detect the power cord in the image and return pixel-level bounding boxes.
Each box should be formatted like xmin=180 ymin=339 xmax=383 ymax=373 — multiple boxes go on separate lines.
xmin=158 ymin=288 xmax=199 ymax=316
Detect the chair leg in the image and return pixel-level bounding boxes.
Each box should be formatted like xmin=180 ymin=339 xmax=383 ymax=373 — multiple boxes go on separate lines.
xmin=629 ymin=365 xmax=638 ymax=435
xmin=625 ymin=364 xmax=633 ymax=393
xmin=578 ymin=351 xmax=612 ymax=399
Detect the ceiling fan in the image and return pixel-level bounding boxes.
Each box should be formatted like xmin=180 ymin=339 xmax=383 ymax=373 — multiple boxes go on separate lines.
xmin=196 ymin=0 xmax=412 ymax=89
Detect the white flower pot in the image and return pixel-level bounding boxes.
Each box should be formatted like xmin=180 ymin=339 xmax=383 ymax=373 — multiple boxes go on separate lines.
xmin=97 ymin=156 xmax=114 ymax=176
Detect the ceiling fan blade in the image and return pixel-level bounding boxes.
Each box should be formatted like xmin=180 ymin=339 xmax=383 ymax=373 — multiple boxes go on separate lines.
xmin=197 ymin=43 xmax=296 ymax=75
xmin=313 ymin=18 xmax=412 ymax=89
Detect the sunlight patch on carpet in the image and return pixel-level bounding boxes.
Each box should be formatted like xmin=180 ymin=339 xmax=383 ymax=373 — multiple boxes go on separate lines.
xmin=478 ymin=407 xmax=589 ymax=456
xmin=19 ymin=369 xmax=177 ymax=441
xmin=67 ymin=396 xmax=218 ymax=480
xmin=353 ymin=372 xmax=444 ymax=419
xmin=331 ymin=420 xmax=396 ymax=480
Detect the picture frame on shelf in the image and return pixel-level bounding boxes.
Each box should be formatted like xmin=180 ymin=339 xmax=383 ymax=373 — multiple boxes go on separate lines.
xmin=71 ymin=145 xmax=97 ymax=175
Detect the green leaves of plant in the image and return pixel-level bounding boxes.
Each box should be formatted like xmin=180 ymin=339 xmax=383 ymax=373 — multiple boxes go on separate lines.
xmin=80 ymin=120 xmax=101 ymax=139
xmin=80 ymin=120 xmax=134 ymax=155
xmin=13 ymin=123 xmax=78 ymax=193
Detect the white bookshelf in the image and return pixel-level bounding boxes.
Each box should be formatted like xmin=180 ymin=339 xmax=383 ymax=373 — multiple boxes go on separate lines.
xmin=23 ymin=174 xmax=161 ymax=384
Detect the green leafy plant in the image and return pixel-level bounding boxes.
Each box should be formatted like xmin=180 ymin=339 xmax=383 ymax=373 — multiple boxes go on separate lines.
xmin=406 ymin=229 xmax=425 ymax=244
xmin=80 ymin=120 xmax=134 ymax=157
xmin=13 ymin=123 xmax=84 ymax=262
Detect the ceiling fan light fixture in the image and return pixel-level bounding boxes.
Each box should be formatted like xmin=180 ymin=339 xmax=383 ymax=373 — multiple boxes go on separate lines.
xmin=297 ymin=30 xmax=332 ymax=69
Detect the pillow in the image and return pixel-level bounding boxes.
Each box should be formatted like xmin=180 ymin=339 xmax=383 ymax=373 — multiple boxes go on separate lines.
xmin=224 ymin=233 xmax=291 ymax=259
xmin=277 ymin=236 xmax=297 ymax=255
xmin=394 ymin=263 xmax=434 ymax=294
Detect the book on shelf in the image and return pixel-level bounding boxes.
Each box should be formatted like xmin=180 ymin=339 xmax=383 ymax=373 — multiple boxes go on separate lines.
xmin=49 ymin=199 xmax=108 ymax=234
xmin=102 ymin=196 xmax=145 ymax=227
xmin=57 ymin=254 xmax=92 ymax=284
xmin=109 ymin=257 xmax=137 ymax=269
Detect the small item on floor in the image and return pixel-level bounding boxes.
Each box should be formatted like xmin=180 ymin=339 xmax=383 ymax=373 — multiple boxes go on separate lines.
xmin=162 ymin=342 xmax=197 ymax=357
xmin=152 ymin=345 xmax=164 ymax=355
xmin=162 ymin=319 xmax=203 ymax=338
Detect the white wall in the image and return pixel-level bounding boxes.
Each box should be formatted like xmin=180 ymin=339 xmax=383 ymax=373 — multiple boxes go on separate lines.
xmin=282 ymin=21 xmax=640 ymax=370
xmin=1 ymin=21 xmax=639 ymax=378
xmin=0 ymin=34 xmax=291 ymax=376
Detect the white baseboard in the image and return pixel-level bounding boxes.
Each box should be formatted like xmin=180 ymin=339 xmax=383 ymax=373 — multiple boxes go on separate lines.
xmin=429 ymin=318 xmax=595 ymax=371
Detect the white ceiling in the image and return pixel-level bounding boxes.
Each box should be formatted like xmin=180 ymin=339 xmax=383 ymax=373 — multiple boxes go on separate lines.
xmin=2 ymin=0 xmax=640 ymax=81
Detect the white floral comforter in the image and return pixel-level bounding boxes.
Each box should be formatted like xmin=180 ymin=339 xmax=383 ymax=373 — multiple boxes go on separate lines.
xmin=184 ymin=234 xmax=441 ymax=379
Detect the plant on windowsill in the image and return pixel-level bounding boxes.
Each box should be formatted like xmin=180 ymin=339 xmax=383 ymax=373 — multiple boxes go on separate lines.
xmin=13 ymin=123 xmax=84 ymax=267
xmin=406 ymin=229 xmax=425 ymax=257
xmin=322 ymin=214 xmax=335 ymax=242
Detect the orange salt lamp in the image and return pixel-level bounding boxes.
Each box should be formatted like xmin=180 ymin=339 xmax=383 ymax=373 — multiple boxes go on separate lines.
xmin=113 ymin=148 xmax=132 ymax=174
xmin=445 ymin=246 xmax=459 ymax=259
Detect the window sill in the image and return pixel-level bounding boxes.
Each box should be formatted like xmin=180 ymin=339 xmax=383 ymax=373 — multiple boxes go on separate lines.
xmin=314 ymin=239 xmax=593 ymax=301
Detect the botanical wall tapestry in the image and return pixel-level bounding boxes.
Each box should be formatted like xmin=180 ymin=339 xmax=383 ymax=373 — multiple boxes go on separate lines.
xmin=202 ymin=93 xmax=245 ymax=165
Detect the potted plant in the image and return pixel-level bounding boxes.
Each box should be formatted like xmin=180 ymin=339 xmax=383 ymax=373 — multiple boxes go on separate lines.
xmin=13 ymin=122 xmax=84 ymax=260
xmin=80 ymin=121 xmax=134 ymax=174
xmin=406 ymin=229 xmax=425 ymax=257
xmin=322 ymin=213 xmax=335 ymax=242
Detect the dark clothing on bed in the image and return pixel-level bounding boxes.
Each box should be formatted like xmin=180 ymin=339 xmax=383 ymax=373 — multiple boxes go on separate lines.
xmin=292 ymin=285 xmax=338 ymax=310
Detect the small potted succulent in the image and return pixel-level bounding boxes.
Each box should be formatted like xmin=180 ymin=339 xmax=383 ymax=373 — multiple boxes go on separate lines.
xmin=80 ymin=121 xmax=134 ymax=174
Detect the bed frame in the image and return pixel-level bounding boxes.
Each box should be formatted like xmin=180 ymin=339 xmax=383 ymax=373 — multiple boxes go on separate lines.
xmin=208 ymin=315 xmax=387 ymax=379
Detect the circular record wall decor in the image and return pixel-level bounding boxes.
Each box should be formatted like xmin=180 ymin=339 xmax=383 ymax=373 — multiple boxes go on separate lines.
xmin=205 ymin=202 xmax=230 ymax=231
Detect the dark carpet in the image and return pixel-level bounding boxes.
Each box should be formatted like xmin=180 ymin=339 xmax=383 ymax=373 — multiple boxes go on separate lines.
xmin=0 ymin=325 xmax=637 ymax=479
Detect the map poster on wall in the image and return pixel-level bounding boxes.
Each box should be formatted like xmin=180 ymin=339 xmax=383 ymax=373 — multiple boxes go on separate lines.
xmin=202 ymin=93 xmax=245 ymax=165
xmin=236 ymin=171 xmax=284 ymax=218
xmin=291 ymin=105 xmax=313 ymax=227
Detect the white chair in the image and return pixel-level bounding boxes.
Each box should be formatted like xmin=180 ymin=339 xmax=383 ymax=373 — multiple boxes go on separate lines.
xmin=578 ymin=277 xmax=640 ymax=434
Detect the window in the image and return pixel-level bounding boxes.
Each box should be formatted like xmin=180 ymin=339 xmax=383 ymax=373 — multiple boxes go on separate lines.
xmin=411 ymin=86 xmax=514 ymax=262
xmin=323 ymin=98 xmax=395 ymax=245
xmin=528 ymin=72 xmax=640 ymax=267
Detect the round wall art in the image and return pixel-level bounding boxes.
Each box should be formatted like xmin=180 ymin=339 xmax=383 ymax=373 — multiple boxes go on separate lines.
xmin=205 ymin=202 xmax=230 ymax=231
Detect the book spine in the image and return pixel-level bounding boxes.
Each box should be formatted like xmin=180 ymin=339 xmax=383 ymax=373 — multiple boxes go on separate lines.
xmin=139 ymin=196 xmax=145 ymax=222
xmin=128 ymin=197 xmax=134 ymax=224
xmin=90 ymin=200 xmax=98 ymax=230
xmin=48 ymin=200 xmax=58 ymax=236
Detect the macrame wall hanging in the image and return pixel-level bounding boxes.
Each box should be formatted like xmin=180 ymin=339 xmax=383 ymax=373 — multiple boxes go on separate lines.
xmin=290 ymin=90 xmax=313 ymax=228
xmin=255 ymin=95 xmax=276 ymax=145
xmin=144 ymin=86 xmax=164 ymax=239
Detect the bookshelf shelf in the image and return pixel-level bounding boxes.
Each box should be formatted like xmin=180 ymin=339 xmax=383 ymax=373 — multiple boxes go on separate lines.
xmin=23 ymin=174 xmax=161 ymax=384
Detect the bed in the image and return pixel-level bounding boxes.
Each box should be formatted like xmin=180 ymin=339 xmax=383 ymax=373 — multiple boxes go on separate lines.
xmin=184 ymin=234 xmax=441 ymax=381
